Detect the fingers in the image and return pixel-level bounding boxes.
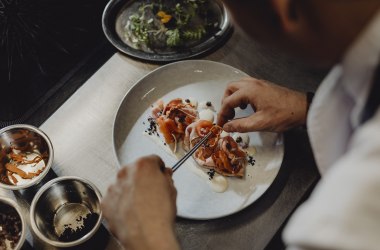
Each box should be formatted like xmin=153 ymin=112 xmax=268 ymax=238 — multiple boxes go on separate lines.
xmin=222 ymin=77 xmax=252 ymax=99
xmin=163 ymin=168 xmax=177 ymax=213
xmin=102 ymin=154 xmax=178 ymax=248
xmin=218 ymin=89 xmax=251 ymax=126
xmin=135 ymin=156 xmax=177 ymax=215
xmin=117 ymin=167 xmax=128 ymax=180
xmin=102 ymin=155 xmax=173 ymax=201
xmin=164 ymin=168 xmax=174 ymax=185
xmin=223 ymin=113 xmax=266 ymax=132
xmin=134 ymin=155 xmax=166 ymax=177
xmin=136 ymin=154 xmax=164 ymax=169
xmin=101 ymin=183 xmax=120 ymax=220
xmin=217 ymin=106 xmax=235 ymax=127
xmin=165 ymin=167 xmax=173 ymax=176
xmin=218 ymin=93 xmax=238 ymax=126
xmin=222 ymin=81 xmax=238 ymax=99
xmin=218 ymin=78 xmax=260 ymax=126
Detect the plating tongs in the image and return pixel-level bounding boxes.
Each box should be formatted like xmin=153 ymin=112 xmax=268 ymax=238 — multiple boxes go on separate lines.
xmin=172 ymin=131 xmax=213 ymax=172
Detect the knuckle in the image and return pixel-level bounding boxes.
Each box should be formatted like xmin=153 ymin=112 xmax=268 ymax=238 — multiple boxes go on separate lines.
xmin=165 ymin=167 xmax=173 ymax=176
xmin=134 ymin=155 xmax=162 ymax=175
xmin=152 ymin=154 xmax=165 ymax=167
xmin=221 ymin=95 xmax=228 ymax=104
xmin=136 ymin=156 xmax=154 ymax=169
xmin=147 ymin=154 xmax=158 ymax=160
xmin=227 ymin=81 xmax=236 ymax=89
xmin=222 ymin=95 xmax=232 ymax=106
xmin=223 ymin=123 xmax=232 ymax=132
xmin=253 ymin=116 xmax=268 ymax=131
xmin=249 ymin=78 xmax=264 ymax=88
xmin=117 ymin=167 xmax=128 ymax=179
xmin=107 ymin=184 xmax=115 ymax=194
xmin=242 ymin=77 xmax=255 ymax=82
xmin=135 ymin=157 xmax=146 ymax=167
xmin=235 ymin=123 xmax=245 ymax=132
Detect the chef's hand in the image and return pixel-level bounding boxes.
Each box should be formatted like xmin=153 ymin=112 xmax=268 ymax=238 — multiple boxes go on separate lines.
xmin=101 ymin=155 xmax=179 ymax=250
xmin=217 ymin=77 xmax=307 ymax=132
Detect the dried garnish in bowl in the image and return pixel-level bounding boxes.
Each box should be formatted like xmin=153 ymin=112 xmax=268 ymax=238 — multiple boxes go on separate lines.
xmin=0 ymin=199 xmax=25 ymax=250
xmin=0 ymin=125 xmax=53 ymax=189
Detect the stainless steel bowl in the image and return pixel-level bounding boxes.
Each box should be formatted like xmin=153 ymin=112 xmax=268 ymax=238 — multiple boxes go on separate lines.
xmin=0 ymin=197 xmax=26 ymax=250
xmin=30 ymin=176 xmax=103 ymax=248
xmin=0 ymin=124 xmax=54 ymax=190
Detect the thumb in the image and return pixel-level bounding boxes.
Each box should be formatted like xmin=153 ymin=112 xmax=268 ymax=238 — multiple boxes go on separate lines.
xmin=223 ymin=114 xmax=264 ymax=133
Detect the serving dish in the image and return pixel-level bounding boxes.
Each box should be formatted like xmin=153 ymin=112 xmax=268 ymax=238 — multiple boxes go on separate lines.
xmin=113 ymin=60 xmax=284 ymax=219
xmin=102 ymin=0 xmax=232 ymax=62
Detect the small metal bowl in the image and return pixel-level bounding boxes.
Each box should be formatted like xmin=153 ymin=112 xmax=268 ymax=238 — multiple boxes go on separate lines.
xmin=0 ymin=124 xmax=54 ymax=190
xmin=30 ymin=176 xmax=103 ymax=248
xmin=0 ymin=197 xmax=26 ymax=250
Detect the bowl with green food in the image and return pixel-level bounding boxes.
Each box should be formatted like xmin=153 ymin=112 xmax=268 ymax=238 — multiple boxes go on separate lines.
xmin=102 ymin=0 xmax=232 ymax=62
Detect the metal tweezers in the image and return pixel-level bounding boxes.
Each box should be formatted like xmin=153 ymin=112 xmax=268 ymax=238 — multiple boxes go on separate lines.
xmin=172 ymin=131 xmax=213 ymax=172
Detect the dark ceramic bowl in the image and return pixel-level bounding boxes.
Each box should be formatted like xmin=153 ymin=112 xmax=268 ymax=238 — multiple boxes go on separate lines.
xmin=102 ymin=0 xmax=233 ymax=62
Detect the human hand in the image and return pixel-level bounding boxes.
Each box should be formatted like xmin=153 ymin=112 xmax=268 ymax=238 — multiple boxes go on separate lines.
xmin=101 ymin=155 xmax=179 ymax=250
xmin=217 ymin=77 xmax=307 ymax=133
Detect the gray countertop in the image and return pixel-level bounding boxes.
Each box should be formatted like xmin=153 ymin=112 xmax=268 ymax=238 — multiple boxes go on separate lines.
xmin=0 ymin=26 xmax=324 ymax=249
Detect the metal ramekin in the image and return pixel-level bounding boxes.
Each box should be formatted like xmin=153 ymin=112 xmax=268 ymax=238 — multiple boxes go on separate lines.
xmin=30 ymin=176 xmax=103 ymax=248
xmin=0 ymin=124 xmax=54 ymax=190
xmin=0 ymin=197 xmax=27 ymax=250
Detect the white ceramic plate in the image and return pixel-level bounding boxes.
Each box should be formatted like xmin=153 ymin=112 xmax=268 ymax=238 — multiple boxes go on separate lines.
xmin=113 ymin=60 xmax=284 ymax=219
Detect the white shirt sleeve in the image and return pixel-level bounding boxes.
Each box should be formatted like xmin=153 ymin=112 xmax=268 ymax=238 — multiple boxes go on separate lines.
xmin=283 ymin=109 xmax=380 ymax=250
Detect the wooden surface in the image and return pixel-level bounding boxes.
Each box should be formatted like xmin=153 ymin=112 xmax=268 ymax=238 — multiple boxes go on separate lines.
xmin=0 ymin=25 xmax=325 ymax=249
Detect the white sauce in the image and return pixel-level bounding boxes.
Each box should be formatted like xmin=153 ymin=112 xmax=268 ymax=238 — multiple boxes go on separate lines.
xmin=245 ymin=146 xmax=257 ymax=156
xmin=198 ymin=101 xmax=216 ymax=111
xmin=185 ymin=160 xmax=228 ymax=193
xmin=143 ymin=132 xmax=182 ymax=159
xmin=232 ymin=133 xmax=250 ymax=148
xmin=143 ymin=131 xmax=229 ymax=193
xmin=210 ymin=175 xmax=229 ymax=193
xmin=9 ymin=151 xmax=46 ymax=186
xmin=220 ymin=131 xmax=229 ymax=138
xmin=187 ymin=97 xmax=198 ymax=108
xmin=199 ymin=109 xmax=214 ymax=123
